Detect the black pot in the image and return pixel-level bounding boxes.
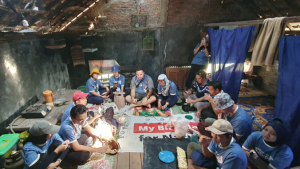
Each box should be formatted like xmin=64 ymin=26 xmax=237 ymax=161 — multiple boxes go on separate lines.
xmin=182 ymin=103 xmax=190 ymax=112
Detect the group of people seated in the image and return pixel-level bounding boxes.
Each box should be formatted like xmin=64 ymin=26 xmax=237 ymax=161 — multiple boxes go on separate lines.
xmin=21 ymin=64 xmax=294 ymax=169
xmin=182 ymin=71 xmax=293 ymax=169
xmin=85 ymin=66 xmax=180 ymax=115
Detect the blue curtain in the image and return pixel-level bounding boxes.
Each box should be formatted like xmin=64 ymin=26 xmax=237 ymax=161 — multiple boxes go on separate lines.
xmin=275 ymin=36 xmax=300 ymax=167
xmin=208 ymin=26 xmax=255 ymax=102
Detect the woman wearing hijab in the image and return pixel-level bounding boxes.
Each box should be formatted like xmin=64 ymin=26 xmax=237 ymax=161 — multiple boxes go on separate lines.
xmin=22 ymin=120 xmax=69 ymax=169
xmin=157 ymin=74 xmax=180 ymax=111
xmin=242 ymin=118 xmax=294 ymax=169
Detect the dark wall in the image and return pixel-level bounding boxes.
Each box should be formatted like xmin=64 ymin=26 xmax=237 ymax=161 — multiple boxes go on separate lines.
xmin=0 ymin=37 xmax=70 ymax=134
xmin=67 ymin=24 xmax=205 ymax=88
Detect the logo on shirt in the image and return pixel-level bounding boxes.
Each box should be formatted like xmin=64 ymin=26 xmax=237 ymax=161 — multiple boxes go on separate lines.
xmin=255 ymin=147 xmax=274 ymax=161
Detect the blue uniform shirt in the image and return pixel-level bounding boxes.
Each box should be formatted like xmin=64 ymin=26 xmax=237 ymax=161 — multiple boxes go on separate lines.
xmin=58 ymin=117 xmax=88 ymax=143
xmin=228 ymin=106 xmax=253 ymax=144
xmin=109 ymin=74 xmax=125 ymax=91
xmin=191 ymin=43 xmax=209 ymax=65
xmin=158 ymin=80 xmax=180 ymax=98
xmin=192 ymin=79 xmax=209 ymax=98
xmin=86 ymin=77 xmax=104 ymax=96
xmin=61 ymin=102 xmax=75 ymax=123
xmin=242 ymin=131 xmax=293 ymax=169
xmin=208 ymin=137 xmax=247 ymax=169
xmin=130 ymin=74 xmax=154 ymax=94
xmin=22 ymin=133 xmax=64 ymax=169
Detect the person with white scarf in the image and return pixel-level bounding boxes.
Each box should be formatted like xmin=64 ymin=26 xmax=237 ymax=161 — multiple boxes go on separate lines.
xmin=157 ymin=74 xmax=180 ymax=110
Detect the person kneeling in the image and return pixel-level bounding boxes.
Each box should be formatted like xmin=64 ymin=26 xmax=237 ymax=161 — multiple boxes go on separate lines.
xmin=188 ymin=119 xmax=247 ymax=169
xmin=22 ymin=120 xmax=69 ymax=169
xmin=58 ymin=105 xmax=108 ymax=165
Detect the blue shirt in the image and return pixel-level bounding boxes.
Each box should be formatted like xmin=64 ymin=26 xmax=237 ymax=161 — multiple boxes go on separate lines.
xmin=191 ymin=43 xmax=209 ymax=65
xmin=61 ymin=102 xmax=75 ymax=123
xmin=109 ymin=74 xmax=125 ymax=91
xmin=86 ymin=77 xmax=104 ymax=96
xmin=208 ymin=137 xmax=247 ymax=169
xmin=130 ymin=74 xmax=154 ymax=94
xmin=158 ymin=80 xmax=180 ymax=98
xmin=22 ymin=133 xmax=63 ymax=169
xmin=242 ymin=131 xmax=293 ymax=169
xmin=228 ymin=106 xmax=253 ymax=144
xmin=192 ymin=79 xmax=209 ymax=98
xmin=58 ymin=117 xmax=88 ymax=143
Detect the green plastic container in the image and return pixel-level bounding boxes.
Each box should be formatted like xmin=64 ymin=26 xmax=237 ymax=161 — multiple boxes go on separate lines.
xmin=0 ymin=134 xmax=20 ymax=156
xmin=77 ymin=86 xmax=86 ymax=92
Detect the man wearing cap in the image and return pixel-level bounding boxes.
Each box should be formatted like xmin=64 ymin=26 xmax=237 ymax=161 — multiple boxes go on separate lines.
xmin=109 ymin=65 xmax=131 ymax=100
xmin=188 ymin=119 xmax=247 ymax=169
xmin=22 ymin=120 xmax=69 ymax=169
xmin=61 ymin=91 xmax=100 ymax=126
xmin=198 ymin=93 xmax=253 ymax=144
xmin=185 ymin=70 xmax=210 ymax=110
xmin=58 ymin=105 xmax=108 ymax=165
xmin=157 ymin=74 xmax=180 ymax=110
xmin=86 ymin=68 xmax=110 ymax=104
xmin=125 ymin=69 xmax=156 ymax=109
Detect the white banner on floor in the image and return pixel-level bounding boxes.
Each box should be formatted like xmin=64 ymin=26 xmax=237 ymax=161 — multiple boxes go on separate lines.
xmin=118 ymin=113 xmax=198 ymax=153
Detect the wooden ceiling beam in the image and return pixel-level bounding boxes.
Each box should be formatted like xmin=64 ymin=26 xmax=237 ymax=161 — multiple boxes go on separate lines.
xmin=284 ymin=0 xmax=300 ymax=14
xmin=260 ymin=0 xmax=283 ymax=16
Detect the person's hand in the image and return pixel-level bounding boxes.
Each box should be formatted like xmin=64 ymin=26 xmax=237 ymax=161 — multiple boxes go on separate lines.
xmin=113 ymin=83 xmax=118 ymax=87
xmin=96 ymin=146 xmax=108 ymax=153
xmin=54 ymin=142 xmax=68 ymax=153
xmin=162 ymin=105 xmax=167 ymax=110
xmin=188 ymin=165 xmax=197 ymax=169
xmin=204 ymin=95 xmax=213 ymax=103
xmin=196 ymin=109 xmax=202 ymax=118
xmin=186 ymin=99 xmax=195 ymax=103
xmin=97 ymin=136 xmax=108 ymax=143
xmin=199 ymin=135 xmax=211 ymax=147
xmin=132 ymin=98 xmax=137 ymax=104
xmin=218 ymin=113 xmax=224 ymax=119
xmin=187 ymin=129 xmax=194 ymax=134
xmin=46 ymin=162 xmax=58 ymax=169
xmin=142 ymin=97 xmax=148 ymax=105
xmin=95 ymin=112 xmax=101 ymax=119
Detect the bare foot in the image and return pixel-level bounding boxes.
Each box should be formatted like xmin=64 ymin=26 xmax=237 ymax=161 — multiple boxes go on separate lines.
xmin=147 ymin=104 xmax=151 ymax=108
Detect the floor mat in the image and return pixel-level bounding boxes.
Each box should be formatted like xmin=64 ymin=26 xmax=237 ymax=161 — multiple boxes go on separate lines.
xmin=143 ymin=138 xmax=190 ymax=169
xmin=237 ymin=96 xmax=275 ymax=130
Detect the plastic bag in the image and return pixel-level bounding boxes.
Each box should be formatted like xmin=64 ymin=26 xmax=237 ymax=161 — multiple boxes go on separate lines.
xmin=114 ymin=114 xmax=127 ymax=126
xmin=166 ymin=117 xmax=177 ymax=128
xmin=174 ymin=119 xmax=189 ymax=139
xmin=92 ymin=160 xmax=111 ymax=169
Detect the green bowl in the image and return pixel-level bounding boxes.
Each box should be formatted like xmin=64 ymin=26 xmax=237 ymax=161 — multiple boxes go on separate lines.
xmin=185 ymin=115 xmax=193 ymax=120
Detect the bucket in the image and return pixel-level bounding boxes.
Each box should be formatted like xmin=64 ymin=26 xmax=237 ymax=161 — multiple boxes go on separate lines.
xmin=43 ymin=90 xmax=54 ymax=103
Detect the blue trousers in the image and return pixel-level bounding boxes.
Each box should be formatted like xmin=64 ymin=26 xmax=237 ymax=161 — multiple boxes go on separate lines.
xmin=87 ymin=89 xmax=107 ymax=104
xmin=158 ymin=95 xmax=179 ymax=108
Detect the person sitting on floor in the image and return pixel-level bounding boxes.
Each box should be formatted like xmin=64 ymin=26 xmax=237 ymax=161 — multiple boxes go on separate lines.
xmin=86 ymin=68 xmax=109 ymax=104
xmin=195 ymin=80 xmax=223 ymax=123
xmin=125 ymin=69 xmax=156 ymax=109
xmin=242 ymin=118 xmax=293 ymax=169
xmin=22 ymin=120 xmax=69 ymax=169
xmin=58 ymin=105 xmax=108 ymax=165
xmin=184 ymin=70 xmax=210 ymax=110
xmin=109 ymin=65 xmax=131 ymax=100
xmin=198 ymin=93 xmax=253 ymax=145
xmin=61 ymin=91 xmax=101 ymax=126
xmin=157 ymin=74 xmax=180 ymax=110
xmin=188 ymin=119 xmax=247 ymax=169
xmin=134 ymin=106 xmax=171 ymax=116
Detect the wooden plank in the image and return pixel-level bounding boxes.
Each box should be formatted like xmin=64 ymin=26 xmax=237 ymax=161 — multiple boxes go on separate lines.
xmin=112 ymin=153 xmax=118 ymax=169
xmin=117 ymin=153 xmax=130 ymax=169
xmin=130 ymin=152 xmax=142 ymax=169
xmin=141 ymin=153 xmax=144 ymax=168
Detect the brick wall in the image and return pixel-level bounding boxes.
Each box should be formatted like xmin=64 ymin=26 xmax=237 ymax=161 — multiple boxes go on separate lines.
xmin=96 ymin=0 xmax=161 ymax=29
xmin=167 ymin=0 xmax=256 ymax=24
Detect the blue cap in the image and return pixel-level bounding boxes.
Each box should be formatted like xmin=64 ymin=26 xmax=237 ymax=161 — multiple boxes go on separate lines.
xmin=112 ymin=66 xmax=120 ymax=72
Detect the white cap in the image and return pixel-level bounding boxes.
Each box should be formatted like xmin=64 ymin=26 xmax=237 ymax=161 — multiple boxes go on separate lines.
xmin=157 ymin=74 xmax=167 ymax=81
